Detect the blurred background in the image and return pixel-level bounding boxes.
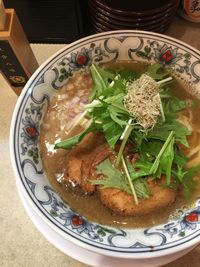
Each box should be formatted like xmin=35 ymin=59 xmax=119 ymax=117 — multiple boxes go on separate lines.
xmin=4 ymin=0 xmax=188 ymax=44
xmin=4 ymin=0 xmax=90 ymax=43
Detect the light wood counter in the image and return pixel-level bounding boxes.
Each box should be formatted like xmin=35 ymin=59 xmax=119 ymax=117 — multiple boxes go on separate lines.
xmin=1 ymin=15 xmax=200 ymax=267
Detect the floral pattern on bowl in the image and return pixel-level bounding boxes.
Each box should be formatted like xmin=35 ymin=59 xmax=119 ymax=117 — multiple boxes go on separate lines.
xmin=11 ymin=31 xmax=200 ymax=256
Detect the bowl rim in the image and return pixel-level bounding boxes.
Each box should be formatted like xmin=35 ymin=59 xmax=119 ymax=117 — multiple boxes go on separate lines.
xmin=18 ymin=180 xmax=196 ymax=267
xmin=10 ymin=30 xmax=200 ymax=258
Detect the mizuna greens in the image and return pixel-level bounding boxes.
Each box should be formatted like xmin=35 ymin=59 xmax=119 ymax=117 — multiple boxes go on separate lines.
xmin=55 ymin=63 xmax=199 ymax=204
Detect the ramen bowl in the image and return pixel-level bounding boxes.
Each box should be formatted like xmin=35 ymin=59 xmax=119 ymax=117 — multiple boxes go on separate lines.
xmin=10 ymin=31 xmax=200 ymax=267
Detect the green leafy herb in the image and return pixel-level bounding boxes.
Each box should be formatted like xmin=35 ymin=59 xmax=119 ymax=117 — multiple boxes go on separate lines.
xmin=54 ymin=63 xmax=197 ymax=198
xmin=147 ymin=63 xmax=169 ymax=80
xmin=118 ymin=69 xmax=140 ymax=81
xmin=121 ymin=155 xmax=138 ymax=204
xmin=92 ymin=158 xmax=150 ymax=200
xmin=148 ymin=121 xmax=190 ymax=147
xmin=173 ymin=165 xmax=200 ymax=198
xmin=54 ymin=123 xmax=98 ymax=149
xmin=92 ymin=159 xmax=130 ymax=192
xmin=133 ymin=178 xmax=150 ymax=199
xmin=116 ymin=120 xmax=133 ymax=167
xmin=90 ymin=64 xmax=115 ymax=99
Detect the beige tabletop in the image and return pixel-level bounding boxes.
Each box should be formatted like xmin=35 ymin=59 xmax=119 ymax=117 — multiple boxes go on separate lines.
xmin=1 ymin=16 xmax=200 ymax=267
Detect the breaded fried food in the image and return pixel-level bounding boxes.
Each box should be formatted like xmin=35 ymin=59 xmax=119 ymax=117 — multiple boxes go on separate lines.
xmin=65 ymin=132 xmax=177 ymax=215
xmin=98 ymin=178 xmax=177 ymax=216
xmin=65 ymin=132 xmax=112 ymax=193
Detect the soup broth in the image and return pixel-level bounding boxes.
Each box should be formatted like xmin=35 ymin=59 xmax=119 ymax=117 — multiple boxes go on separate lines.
xmin=39 ymin=61 xmax=200 ymax=228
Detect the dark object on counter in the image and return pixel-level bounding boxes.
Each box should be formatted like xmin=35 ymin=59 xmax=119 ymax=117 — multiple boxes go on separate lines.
xmin=103 ymin=0 xmax=176 ymax=12
xmin=0 ymin=1 xmax=38 ymax=95
xmin=89 ymin=0 xmax=179 ymax=33
xmin=177 ymin=0 xmax=200 ymax=23
xmin=4 ymin=0 xmax=90 ymax=43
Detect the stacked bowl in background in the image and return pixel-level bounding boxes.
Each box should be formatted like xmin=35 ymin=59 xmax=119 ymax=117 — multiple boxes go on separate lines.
xmin=88 ymin=0 xmax=179 ymax=33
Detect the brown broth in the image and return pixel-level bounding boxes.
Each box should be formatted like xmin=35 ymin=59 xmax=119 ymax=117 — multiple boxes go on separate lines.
xmin=39 ymin=62 xmax=200 ymax=228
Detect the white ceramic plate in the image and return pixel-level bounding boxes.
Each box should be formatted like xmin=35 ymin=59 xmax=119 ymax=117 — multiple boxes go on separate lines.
xmin=17 ymin=181 xmax=196 ymax=267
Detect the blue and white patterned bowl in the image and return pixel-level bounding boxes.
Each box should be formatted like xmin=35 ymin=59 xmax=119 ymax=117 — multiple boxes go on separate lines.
xmin=10 ymin=31 xmax=200 ymax=265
